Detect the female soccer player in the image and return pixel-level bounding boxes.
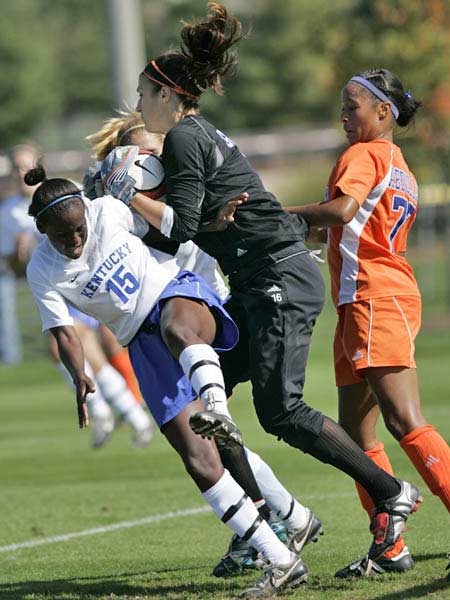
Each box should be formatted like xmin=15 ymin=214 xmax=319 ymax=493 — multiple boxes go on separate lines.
xmin=286 ymin=68 xmax=450 ymax=577
xmin=86 ymin=110 xmax=324 ymax=579
xmin=25 ymin=165 xmax=311 ymax=596
xmin=100 ymin=5 xmax=423 ymax=592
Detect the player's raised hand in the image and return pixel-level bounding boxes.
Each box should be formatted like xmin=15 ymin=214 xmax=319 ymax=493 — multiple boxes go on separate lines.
xmin=101 ymin=146 xmax=139 ymax=206
xmin=83 ymin=163 xmax=104 ymax=200
xmin=74 ymin=374 xmax=95 ymax=429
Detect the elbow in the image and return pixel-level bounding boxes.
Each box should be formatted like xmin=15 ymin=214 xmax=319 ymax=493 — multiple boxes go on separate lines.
xmin=174 ymin=229 xmax=194 ymax=243
xmin=169 ymin=220 xmax=197 ymax=243
xmin=337 ymin=196 xmax=358 ymax=225
xmin=340 ymin=211 xmax=354 ymax=225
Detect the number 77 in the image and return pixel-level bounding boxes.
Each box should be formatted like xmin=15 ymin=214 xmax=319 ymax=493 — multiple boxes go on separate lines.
xmin=389 ymin=195 xmax=415 ymax=250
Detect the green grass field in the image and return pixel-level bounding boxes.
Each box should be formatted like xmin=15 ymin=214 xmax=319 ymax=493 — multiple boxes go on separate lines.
xmin=0 ymin=296 xmax=449 ymax=600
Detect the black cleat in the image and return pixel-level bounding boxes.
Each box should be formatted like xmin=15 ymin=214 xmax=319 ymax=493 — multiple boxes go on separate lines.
xmin=212 ymin=534 xmax=258 ymax=578
xmin=189 ymin=410 xmax=243 ymax=447
xmin=335 ymin=546 xmax=414 ymax=578
xmin=286 ymin=510 xmax=324 ymax=554
xmin=369 ymin=479 xmax=422 ymax=560
xmin=238 ymin=554 xmax=308 ymax=598
xmin=213 ymin=519 xmax=288 ymax=578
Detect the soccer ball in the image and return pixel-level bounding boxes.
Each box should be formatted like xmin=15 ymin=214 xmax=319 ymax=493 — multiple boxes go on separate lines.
xmin=127 ymin=151 xmax=166 ymax=200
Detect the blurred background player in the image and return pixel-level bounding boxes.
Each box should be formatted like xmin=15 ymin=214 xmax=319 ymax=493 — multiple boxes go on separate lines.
xmin=0 ymin=143 xmax=41 ymax=364
xmin=49 ymin=307 xmax=153 ymax=449
xmin=85 ymin=109 xmax=324 ymax=577
xmin=288 ymin=68 xmax=450 ymax=577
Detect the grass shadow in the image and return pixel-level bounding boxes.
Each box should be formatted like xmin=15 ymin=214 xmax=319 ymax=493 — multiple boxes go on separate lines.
xmin=369 ymin=577 xmax=449 ymax=600
xmin=0 ymin=566 xmax=244 ymax=600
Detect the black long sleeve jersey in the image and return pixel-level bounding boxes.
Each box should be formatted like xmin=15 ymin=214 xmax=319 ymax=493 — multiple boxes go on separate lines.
xmin=161 ymin=114 xmax=308 ymax=275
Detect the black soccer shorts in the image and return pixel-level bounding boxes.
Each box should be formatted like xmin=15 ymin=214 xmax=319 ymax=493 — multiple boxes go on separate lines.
xmin=220 ymin=242 xmax=326 ymax=452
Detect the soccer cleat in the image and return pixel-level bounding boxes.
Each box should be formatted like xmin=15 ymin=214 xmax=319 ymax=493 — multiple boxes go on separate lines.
xmin=238 ymin=554 xmax=308 ymax=598
xmin=212 ymin=534 xmax=258 ymax=578
xmin=335 ymin=545 xmax=414 ymax=578
xmin=368 ymin=479 xmax=422 ymax=560
xmin=131 ymin=422 xmax=154 ymax=448
xmin=286 ymin=510 xmax=324 ymax=554
xmin=213 ymin=519 xmax=288 ymax=578
xmin=189 ymin=411 xmax=243 ymax=447
xmin=91 ymin=413 xmax=115 ymax=449
xmin=446 ymin=552 xmax=450 ymax=581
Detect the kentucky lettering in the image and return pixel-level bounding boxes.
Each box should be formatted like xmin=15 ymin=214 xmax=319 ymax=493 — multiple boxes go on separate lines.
xmin=81 ymin=243 xmax=132 ymax=298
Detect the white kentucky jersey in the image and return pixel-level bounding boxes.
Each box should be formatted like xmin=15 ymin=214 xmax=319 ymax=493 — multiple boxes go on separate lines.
xmin=27 ymin=196 xmax=180 ymax=345
xmin=174 ymin=241 xmax=229 ymax=301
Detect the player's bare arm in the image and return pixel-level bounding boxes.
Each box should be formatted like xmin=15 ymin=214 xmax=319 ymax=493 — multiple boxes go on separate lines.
xmin=50 ymin=325 xmax=93 ymax=429
xmin=286 ymin=195 xmax=359 ymax=227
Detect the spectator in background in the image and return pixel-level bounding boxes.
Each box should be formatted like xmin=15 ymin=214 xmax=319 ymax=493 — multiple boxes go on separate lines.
xmin=0 ymin=143 xmax=41 ymax=364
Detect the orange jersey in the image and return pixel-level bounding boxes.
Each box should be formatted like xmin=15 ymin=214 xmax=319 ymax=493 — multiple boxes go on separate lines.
xmin=326 ymin=139 xmax=420 ymax=307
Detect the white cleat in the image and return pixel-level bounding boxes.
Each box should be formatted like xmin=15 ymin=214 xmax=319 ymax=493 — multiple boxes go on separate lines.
xmin=132 ymin=422 xmax=154 ymax=448
xmin=91 ymin=413 xmax=115 ymax=449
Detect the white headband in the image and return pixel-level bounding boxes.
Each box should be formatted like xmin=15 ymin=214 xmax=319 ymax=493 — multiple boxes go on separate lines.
xmin=350 ymin=76 xmax=399 ymax=120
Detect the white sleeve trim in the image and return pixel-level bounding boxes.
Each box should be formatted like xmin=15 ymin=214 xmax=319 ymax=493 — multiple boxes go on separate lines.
xmin=161 ymin=205 xmax=174 ymax=237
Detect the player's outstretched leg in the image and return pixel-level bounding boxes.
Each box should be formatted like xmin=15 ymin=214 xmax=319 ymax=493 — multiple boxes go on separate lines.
xmin=212 ymin=446 xmax=323 ymax=577
xmin=284 ymin=416 xmax=422 ymax=559
xmin=163 ymin=400 xmax=308 ymax=597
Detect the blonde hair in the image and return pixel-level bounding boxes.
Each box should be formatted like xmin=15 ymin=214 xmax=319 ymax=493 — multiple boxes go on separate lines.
xmin=86 ymin=111 xmax=164 ymax=161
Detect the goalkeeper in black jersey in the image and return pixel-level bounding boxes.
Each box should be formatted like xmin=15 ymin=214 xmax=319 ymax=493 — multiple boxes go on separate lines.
xmin=101 ymin=3 xmax=422 ymax=596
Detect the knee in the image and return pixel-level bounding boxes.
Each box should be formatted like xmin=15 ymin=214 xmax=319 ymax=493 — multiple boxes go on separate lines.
xmin=161 ymin=319 xmax=194 ymax=357
xmin=257 ymin=406 xmax=323 ymax=454
xmin=383 ymin=413 xmax=409 ymax=441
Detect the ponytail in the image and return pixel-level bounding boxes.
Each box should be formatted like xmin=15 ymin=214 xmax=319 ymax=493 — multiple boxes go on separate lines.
xmin=143 ymin=3 xmax=243 ymax=109
xmin=27 ymin=164 xmax=82 ymax=225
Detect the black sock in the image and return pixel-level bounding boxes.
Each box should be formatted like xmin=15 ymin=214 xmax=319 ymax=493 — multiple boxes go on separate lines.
xmin=217 ymin=442 xmax=271 ymax=521
xmin=308 ymin=417 xmax=401 ymax=506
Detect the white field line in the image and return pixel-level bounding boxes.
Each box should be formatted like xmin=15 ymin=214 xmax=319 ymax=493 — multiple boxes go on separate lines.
xmin=0 ymin=506 xmax=210 ymax=553
xmin=0 ymin=489 xmax=428 ymax=553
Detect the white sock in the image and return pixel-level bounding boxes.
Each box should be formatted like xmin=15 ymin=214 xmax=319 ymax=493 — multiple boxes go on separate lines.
xmin=179 ymin=344 xmax=231 ymax=418
xmin=245 ymin=447 xmax=310 ymax=531
xmin=202 ymin=469 xmax=292 ymax=566
xmin=56 ymin=361 xmax=112 ymax=420
xmin=95 ymin=363 xmax=151 ymax=431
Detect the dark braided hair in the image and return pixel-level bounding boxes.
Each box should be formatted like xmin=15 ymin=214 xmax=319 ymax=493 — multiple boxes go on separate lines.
xmin=144 ymin=2 xmax=243 ymax=110
xmin=356 ymin=68 xmax=422 ymax=127
xmin=26 ymin=164 xmax=83 ymax=226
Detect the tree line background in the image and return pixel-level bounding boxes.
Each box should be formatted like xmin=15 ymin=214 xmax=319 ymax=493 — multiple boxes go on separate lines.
xmin=1 ymin=0 xmax=449 ymax=183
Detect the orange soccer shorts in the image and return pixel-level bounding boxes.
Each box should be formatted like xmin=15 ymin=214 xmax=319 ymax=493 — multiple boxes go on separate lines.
xmin=333 ymin=295 xmax=422 ymax=387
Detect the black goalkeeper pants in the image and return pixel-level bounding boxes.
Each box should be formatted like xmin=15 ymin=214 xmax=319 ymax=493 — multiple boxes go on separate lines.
xmin=220 ymin=241 xmax=326 ymax=453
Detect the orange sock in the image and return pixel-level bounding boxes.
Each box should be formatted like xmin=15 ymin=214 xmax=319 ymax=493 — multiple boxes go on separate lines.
xmin=109 ymin=349 xmax=143 ymax=404
xmin=400 ymin=424 xmax=450 ymax=512
xmin=354 ymin=442 xmax=406 ymax=559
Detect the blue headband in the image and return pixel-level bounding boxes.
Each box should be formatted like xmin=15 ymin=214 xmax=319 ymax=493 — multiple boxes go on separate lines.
xmin=35 ymin=193 xmax=82 ymax=220
xmin=350 ymin=76 xmax=399 ymax=120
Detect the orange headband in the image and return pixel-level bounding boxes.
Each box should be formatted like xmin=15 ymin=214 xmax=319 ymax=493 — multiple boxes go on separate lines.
xmin=143 ymin=60 xmax=200 ymax=100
